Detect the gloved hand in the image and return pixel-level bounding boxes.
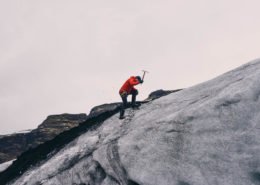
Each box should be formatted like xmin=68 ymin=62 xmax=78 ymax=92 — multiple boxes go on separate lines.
xmin=140 ymin=80 xmax=144 ymax=84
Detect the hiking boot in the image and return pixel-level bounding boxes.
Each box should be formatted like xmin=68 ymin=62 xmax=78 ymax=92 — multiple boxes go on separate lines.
xmin=119 ymin=115 xmax=125 ymax=119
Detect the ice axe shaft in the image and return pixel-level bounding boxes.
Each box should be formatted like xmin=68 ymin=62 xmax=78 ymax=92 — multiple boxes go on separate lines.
xmin=142 ymin=70 xmax=149 ymax=81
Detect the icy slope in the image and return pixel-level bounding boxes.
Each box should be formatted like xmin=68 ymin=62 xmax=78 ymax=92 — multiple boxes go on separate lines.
xmin=9 ymin=59 xmax=260 ymax=185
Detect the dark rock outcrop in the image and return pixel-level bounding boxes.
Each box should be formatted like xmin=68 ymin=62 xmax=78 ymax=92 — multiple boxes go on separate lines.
xmin=0 ymin=113 xmax=87 ymax=164
xmin=89 ymin=103 xmax=122 ymax=117
xmin=146 ymin=89 xmax=182 ymax=101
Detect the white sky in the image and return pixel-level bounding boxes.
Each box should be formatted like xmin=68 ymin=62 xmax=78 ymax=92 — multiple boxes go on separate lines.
xmin=0 ymin=0 xmax=259 ymax=134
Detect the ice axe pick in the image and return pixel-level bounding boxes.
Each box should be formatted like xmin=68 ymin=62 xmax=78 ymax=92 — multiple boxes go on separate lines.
xmin=142 ymin=70 xmax=149 ymax=81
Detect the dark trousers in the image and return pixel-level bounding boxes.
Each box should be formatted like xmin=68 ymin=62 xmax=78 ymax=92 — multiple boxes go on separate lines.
xmin=119 ymin=89 xmax=138 ymax=118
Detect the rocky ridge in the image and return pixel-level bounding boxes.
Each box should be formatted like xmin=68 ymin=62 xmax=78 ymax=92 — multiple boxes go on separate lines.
xmin=2 ymin=59 xmax=260 ymax=185
xmin=0 ymin=113 xmax=87 ymax=164
xmin=0 ymin=90 xmax=174 ymax=165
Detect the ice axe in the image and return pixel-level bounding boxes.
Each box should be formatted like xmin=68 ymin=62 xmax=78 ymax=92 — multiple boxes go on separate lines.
xmin=142 ymin=70 xmax=149 ymax=82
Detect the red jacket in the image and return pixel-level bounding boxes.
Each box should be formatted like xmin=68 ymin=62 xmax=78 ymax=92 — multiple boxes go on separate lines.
xmin=119 ymin=76 xmax=140 ymax=94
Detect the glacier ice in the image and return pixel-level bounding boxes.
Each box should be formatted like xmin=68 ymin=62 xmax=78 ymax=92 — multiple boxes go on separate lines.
xmin=8 ymin=59 xmax=260 ymax=185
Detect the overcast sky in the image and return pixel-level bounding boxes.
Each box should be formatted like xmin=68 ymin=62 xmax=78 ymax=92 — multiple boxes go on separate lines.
xmin=0 ymin=0 xmax=259 ymax=134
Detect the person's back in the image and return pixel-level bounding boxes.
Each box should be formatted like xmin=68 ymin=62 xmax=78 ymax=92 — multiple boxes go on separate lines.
xmin=119 ymin=76 xmax=140 ymax=94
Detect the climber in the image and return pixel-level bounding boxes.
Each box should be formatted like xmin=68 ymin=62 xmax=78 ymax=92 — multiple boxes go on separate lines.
xmin=119 ymin=76 xmax=143 ymax=119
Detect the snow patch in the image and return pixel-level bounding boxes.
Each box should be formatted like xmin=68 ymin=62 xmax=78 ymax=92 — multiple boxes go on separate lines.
xmin=0 ymin=160 xmax=15 ymax=173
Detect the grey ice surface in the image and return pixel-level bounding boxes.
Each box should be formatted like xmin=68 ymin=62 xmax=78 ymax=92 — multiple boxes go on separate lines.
xmin=10 ymin=59 xmax=260 ymax=185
